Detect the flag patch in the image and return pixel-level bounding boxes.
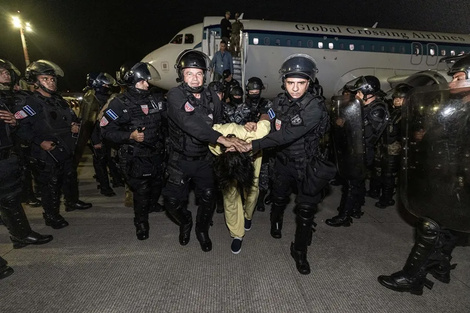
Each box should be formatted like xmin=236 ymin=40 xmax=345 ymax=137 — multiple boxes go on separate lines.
xmin=23 ymin=105 xmax=36 ymax=116
xmin=14 ymin=110 xmax=28 ymax=119
xmin=184 ymin=102 xmax=194 ymax=112
xmin=141 ymin=105 xmax=148 ymax=115
xmin=106 ymin=109 xmax=118 ymax=120
xmin=268 ymin=108 xmax=275 ymax=119
xmin=275 ymin=119 xmax=282 ymax=131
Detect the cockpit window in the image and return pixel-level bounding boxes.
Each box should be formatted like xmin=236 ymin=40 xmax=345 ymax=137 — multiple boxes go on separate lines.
xmin=170 ymin=34 xmax=183 ymax=44
xmin=184 ymin=34 xmax=194 ymax=44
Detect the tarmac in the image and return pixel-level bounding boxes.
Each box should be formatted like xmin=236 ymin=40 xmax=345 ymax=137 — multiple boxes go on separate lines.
xmin=1 ymin=153 xmax=469 ymax=313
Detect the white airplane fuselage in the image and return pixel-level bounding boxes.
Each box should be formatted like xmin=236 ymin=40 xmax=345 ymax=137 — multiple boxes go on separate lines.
xmin=142 ymin=17 xmax=470 ymax=99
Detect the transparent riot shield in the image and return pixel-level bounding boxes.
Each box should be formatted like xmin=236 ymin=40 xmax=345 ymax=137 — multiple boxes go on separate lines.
xmin=74 ymin=89 xmax=101 ymax=164
xmin=401 ymin=82 xmax=470 ymax=232
xmin=330 ymin=94 xmax=366 ymax=180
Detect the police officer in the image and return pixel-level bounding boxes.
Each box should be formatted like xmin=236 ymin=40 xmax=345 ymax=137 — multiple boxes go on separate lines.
xmin=326 ymin=75 xmax=389 ymax=226
xmin=0 ymin=59 xmax=52 ymax=253
xmin=375 ymin=83 xmax=412 ymax=208
xmin=14 ymin=60 xmax=92 ymax=229
xmin=244 ymin=77 xmax=274 ymax=212
xmin=208 ymin=81 xmax=225 ymax=101
xmin=86 ymin=72 xmax=124 ymax=196
xmin=240 ymin=54 xmax=330 ymax=274
xmin=377 ymin=54 xmax=470 ymax=295
xmin=162 ymin=49 xmax=245 ymax=252
xmin=101 ymin=62 xmax=166 ymax=240
xmin=222 ymin=69 xmax=240 ymax=103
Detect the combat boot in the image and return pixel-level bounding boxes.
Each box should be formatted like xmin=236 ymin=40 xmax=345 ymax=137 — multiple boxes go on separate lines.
xmin=377 ymin=218 xmax=440 ymax=295
xmin=134 ymin=218 xmax=149 ymax=240
xmin=165 ymin=197 xmax=192 ymax=245
xmin=0 ymin=197 xmax=53 ymax=248
xmin=195 ymin=189 xmax=215 ymax=252
xmin=0 ymin=264 xmax=14 ymax=280
xmin=290 ymin=204 xmax=316 ymax=275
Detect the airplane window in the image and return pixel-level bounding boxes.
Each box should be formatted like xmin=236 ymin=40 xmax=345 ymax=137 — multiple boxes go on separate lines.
xmin=253 ymin=38 xmax=259 ymax=45
xmin=451 ymin=50 xmax=456 ymax=56
xmin=275 ymin=39 xmax=281 ymax=46
xmin=381 ymin=46 xmax=385 ymax=52
xmin=340 ymin=43 xmax=344 ymax=49
xmin=328 ymin=43 xmax=333 ymax=49
xmin=298 ymin=40 xmax=302 ymax=47
xmin=170 ymin=34 xmax=183 ymax=44
xmin=400 ymin=46 xmax=406 ymax=54
xmin=286 ymin=39 xmax=291 ymax=46
xmin=390 ymin=46 xmax=395 ymax=53
xmin=264 ymin=37 xmax=270 ymax=45
xmin=429 ymin=48 xmax=435 ymax=56
xmin=441 ymin=50 xmax=446 ymax=56
xmin=371 ymin=45 xmax=375 ymax=51
xmin=318 ymin=42 xmax=323 ymax=49
xmin=307 ymin=40 xmax=313 ymax=48
xmin=184 ymin=34 xmax=194 ymax=44
xmin=349 ymin=44 xmax=354 ymax=50
xmin=360 ymin=44 xmax=365 ymax=51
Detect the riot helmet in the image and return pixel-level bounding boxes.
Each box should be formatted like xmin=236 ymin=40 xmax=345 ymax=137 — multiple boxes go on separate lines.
xmin=175 ymin=49 xmax=210 ymax=93
xmin=349 ymin=75 xmax=384 ymax=101
xmin=0 ymin=59 xmax=21 ymax=88
xmin=447 ymin=54 xmax=470 ymax=79
xmin=246 ymin=77 xmax=264 ymax=101
xmin=86 ymin=72 xmax=117 ymax=94
xmin=85 ymin=72 xmax=100 ymax=90
xmin=230 ymin=86 xmax=244 ymax=105
xmin=392 ymin=83 xmax=413 ymax=99
xmin=25 ymin=60 xmax=64 ymax=94
xmin=122 ymin=62 xmax=160 ymax=87
xmin=116 ymin=61 xmax=135 ymax=86
xmin=279 ymin=54 xmax=318 ymax=82
xmin=208 ymin=81 xmax=224 ymax=93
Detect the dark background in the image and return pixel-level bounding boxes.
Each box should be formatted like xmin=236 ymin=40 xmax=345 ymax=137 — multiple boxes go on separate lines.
xmin=1 ymin=0 xmax=469 ymax=91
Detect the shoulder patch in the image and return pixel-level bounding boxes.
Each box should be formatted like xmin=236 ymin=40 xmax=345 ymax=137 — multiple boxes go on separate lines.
xmin=23 ymin=105 xmax=36 ymax=116
xmin=267 ymin=108 xmax=276 ymax=120
xmin=184 ymin=102 xmax=195 ymax=112
xmin=99 ymin=116 xmax=109 ymax=127
xmin=14 ymin=110 xmax=28 ymax=120
xmin=106 ymin=109 xmax=119 ymax=120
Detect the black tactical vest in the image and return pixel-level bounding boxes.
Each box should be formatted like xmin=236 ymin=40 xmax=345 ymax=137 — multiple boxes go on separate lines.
xmin=168 ymin=87 xmax=216 ymax=157
xmin=272 ymin=93 xmax=329 ymax=160
xmin=117 ymin=93 xmax=165 ymax=155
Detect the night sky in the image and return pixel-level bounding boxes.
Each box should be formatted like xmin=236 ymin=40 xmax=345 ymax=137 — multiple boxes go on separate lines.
xmin=1 ymin=0 xmax=469 ymax=91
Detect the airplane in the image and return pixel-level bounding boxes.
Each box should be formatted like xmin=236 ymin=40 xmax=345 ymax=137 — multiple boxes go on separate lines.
xmin=141 ymin=16 xmax=470 ymax=100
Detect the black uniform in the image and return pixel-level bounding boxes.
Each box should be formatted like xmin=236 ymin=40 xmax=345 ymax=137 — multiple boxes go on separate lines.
xmin=251 ymin=92 xmax=330 ymax=270
xmin=1 ymin=88 xmax=53 ymax=245
xmin=162 ymin=84 xmax=223 ymax=252
xmin=90 ymin=91 xmax=124 ymax=195
xmin=101 ymin=89 xmax=166 ymax=239
xmin=14 ymin=91 xmax=88 ymax=228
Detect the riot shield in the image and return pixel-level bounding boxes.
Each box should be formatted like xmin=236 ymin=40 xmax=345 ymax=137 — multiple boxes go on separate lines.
xmin=74 ymin=89 xmax=101 ymax=165
xmin=401 ymin=82 xmax=470 ymax=232
xmin=330 ymin=95 xmax=366 ymax=180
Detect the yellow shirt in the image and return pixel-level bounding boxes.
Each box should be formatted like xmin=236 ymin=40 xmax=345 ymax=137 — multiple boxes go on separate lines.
xmin=210 ymin=120 xmax=270 ymax=155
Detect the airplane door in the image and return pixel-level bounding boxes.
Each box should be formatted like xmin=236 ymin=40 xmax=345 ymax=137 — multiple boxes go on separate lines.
xmin=411 ymin=42 xmax=423 ymax=65
xmin=426 ymin=43 xmax=438 ymax=66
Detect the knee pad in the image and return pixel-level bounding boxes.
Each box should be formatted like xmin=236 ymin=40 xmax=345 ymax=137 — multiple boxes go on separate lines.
xmin=296 ymin=203 xmax=316 ymax=219
xmin=199 ymin=188 xmax=215 ymax=205
xmin=272 ymin=195 xmax=289 ymax=207
xmin=418 ymin=217 xmax=440 ymax=239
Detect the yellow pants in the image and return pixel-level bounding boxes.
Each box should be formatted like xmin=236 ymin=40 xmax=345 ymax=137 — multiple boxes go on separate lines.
xmin=223 ymin=152 xmax=263 ymax=238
